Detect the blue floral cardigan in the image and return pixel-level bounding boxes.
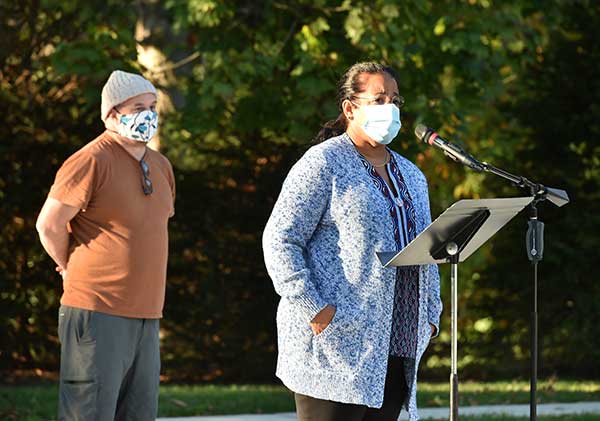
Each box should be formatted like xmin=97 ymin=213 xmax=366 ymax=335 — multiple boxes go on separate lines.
xmin=263 ymin=133 xmax=442 ymax=420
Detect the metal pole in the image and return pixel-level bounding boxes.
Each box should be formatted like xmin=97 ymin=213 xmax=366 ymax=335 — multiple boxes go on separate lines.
xmin=447 ymin=242 xmax=459 ymax=421
xmin=530 ymin=261 xmax=538 ymax=421
xmin=526 ymin=203 xmax=543 ymax=421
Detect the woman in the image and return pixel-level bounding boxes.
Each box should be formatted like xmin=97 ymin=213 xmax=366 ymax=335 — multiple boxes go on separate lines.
xmin=263 ymin=62 xmax=442 ymax=421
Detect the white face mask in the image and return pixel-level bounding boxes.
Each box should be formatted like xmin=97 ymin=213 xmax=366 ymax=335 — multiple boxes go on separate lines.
xmin=117 ymin=110 xmax=158 ymax=143
xmin=358 ymin=103 xmax=401 ymax=145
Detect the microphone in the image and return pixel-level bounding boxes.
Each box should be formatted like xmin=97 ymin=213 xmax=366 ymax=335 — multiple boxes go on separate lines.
xmin=415 ymin=124 xmax=483 ymax=171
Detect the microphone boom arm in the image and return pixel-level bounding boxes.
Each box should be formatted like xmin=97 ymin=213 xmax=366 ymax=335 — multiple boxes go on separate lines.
xmin=478 ymin=161 xmax=569 ymax=207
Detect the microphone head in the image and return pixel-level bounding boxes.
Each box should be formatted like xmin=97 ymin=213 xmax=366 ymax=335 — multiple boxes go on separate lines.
xmin=414 ymin=124 xmax=432 ymax=144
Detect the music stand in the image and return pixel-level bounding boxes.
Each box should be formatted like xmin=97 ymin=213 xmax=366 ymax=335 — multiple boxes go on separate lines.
xmin=378 ymin=197 xmax=533 ymax=421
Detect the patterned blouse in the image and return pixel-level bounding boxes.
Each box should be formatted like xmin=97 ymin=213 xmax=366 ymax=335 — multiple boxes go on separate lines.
xmin=357 ymin=152 xmax=420 ymax=358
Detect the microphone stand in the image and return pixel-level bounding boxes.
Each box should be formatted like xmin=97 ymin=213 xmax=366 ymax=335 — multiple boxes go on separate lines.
xmin=471 ymin=160 xmax=569 ymax=421
xmin=415 ymin=126 xmax=569 ymax=420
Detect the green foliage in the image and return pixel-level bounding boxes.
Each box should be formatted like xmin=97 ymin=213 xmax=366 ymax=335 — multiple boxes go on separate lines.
xmin=1 ymin=0 xmax=598 ymax=382
xmin=0 ymin=0 xmax=137 ymax=372
xmin=466 ymin=0 xmax=600 ymax=379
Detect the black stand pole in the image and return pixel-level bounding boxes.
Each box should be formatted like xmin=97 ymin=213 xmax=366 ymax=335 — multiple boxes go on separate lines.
xmin=526 ymin=200 xmax=544 ymax=421
xmin=530 ymin=259 xmax=538 ymax=421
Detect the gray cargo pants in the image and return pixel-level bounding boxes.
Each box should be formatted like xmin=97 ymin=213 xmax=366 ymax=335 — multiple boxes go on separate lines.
xmin=57 ymin=305 xmax=160 ymax=421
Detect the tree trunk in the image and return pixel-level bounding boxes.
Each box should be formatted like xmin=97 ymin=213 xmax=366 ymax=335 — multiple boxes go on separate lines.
xmin=134 ymin=0 xmax=193 ymax=151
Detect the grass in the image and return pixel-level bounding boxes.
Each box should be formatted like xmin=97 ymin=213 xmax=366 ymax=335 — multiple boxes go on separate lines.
xmin=457 ymin=417 xmax=600 ymax=421
xmin=0 ymin=380 xmax=598 ymax=420
xmin=417 ymin=380 xmax=600 ymax=407
xmin=158 ymin=384 xmax=293 ymax=417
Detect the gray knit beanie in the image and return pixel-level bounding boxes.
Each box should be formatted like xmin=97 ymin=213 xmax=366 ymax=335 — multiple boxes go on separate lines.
xmin=101 ymin=70 xmax=157 ymax=122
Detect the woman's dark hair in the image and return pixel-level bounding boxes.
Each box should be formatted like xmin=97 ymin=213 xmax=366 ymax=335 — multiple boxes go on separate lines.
xmin=313 ymin=62 xmax=397 ymax=143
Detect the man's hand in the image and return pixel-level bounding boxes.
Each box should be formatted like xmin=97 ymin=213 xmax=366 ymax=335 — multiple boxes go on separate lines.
xmin=430 ymin=323 xmax=436 ymax=337
xmin=310 ymin=305 xmax=336 ymax=336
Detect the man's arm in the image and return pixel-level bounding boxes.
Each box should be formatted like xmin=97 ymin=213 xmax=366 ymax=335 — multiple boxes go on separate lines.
xmin=36 ymin=198 xmax=80 ymax=272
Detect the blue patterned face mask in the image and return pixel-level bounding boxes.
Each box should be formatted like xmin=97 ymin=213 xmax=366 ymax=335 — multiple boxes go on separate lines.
xmin=359 ymin=104 xmax=401 ymax=145
xmin=117 ymin=110 xmax=158 ymax=143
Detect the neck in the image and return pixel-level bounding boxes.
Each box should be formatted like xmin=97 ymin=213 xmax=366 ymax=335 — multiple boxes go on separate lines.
xmin=346 ymin=125 xmax=387 ymax=160
xmin=106 ymin=130 xmax=148 ymax=160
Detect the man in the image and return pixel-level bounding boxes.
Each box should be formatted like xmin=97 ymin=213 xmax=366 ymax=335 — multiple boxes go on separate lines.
xmin=36 ymin=70 xmax=175 ymax=420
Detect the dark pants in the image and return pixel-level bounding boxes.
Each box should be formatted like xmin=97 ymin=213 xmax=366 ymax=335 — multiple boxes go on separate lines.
xmin=295 ymin=356 xmax=409 ymax=421
xmin=57 ymin=305 xmax=160 ymax=421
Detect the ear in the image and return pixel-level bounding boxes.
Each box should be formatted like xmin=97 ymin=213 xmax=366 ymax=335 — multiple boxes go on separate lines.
xmin=341 ymin=99 xmax=355 ymax=121
xmin=111 ymin=106 xmax=124 ymax=122
xmin=104 ymin=108 xmax=120 ymax=130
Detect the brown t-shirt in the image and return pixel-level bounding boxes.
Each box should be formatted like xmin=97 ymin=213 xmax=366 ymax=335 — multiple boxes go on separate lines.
xmin=48 ymin=131 xmax=175 ymax=318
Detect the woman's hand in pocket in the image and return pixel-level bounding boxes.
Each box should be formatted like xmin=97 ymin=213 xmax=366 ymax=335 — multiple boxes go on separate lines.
xmin=310 ymin=305 xmax=336 ymax=335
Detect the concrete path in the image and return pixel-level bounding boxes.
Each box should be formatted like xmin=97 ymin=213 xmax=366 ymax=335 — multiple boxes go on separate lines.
xmin=158 ymin=401 xmax=600 ymax=420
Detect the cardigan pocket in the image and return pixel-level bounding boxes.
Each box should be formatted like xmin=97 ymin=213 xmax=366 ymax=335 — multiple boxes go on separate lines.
xmin=311 ymin=307 xmax=364 ymax=369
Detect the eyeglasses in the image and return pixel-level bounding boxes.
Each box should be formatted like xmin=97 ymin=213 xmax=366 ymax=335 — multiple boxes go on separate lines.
xmin=351 ymin=94 xmax=405 ymax=108
xmin=140 ymin=157 xmax=153 ymax=195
